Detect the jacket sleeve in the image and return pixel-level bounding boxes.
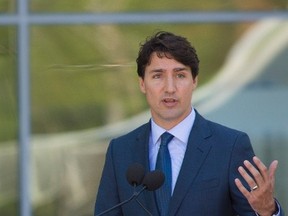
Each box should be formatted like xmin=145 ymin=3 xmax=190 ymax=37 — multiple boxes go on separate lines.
xmin=229 ymin=132 xmax=257 ymax=215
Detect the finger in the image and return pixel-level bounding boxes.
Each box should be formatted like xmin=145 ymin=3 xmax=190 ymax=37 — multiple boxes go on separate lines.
xmin=253 ymin=156 xmax=269 ymax=182
xmin=243 ymin=160 xmax=264 ymax=185
xmin=235 ymin=178 xmax=251 ymax=199
xmin=238 ymin=166 xmax=258 ymax=190
xmin=269 ymin=160 xmax=278 ymax=177
xmin=268 ymin=160 xmax=278 ymax=188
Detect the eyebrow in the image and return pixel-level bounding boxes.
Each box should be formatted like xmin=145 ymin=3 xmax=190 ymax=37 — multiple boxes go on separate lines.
xmin=149 ymin=67 xmax=188 ymax=73
xmin=150 ymin=68 xmax=164 ymax=73
xmin=173 ymin=67 xmax=188 ymax=72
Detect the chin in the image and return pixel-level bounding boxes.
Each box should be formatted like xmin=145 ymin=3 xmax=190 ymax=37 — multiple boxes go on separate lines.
xmin=161 ymin=112 xmax=184 ymax=123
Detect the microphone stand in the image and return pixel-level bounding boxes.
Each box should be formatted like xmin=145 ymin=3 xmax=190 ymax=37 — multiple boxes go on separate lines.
xmin=95 ymin=187 xmax=147 ymax=216
xmin=96 ymin=167 xmax=163 ymax=216
xmin=135 ymin=198 xmax=153 ymax=216
xmin=133 ymin=183 xmax=152 ymax=216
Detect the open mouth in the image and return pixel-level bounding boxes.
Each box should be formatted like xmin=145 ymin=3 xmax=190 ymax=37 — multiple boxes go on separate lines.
xmin=163 ymin=98 xmax=177 ymax=106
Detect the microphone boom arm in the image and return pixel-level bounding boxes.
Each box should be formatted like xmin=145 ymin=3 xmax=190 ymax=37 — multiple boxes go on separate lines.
xmin=95 ymin=187 xmax=147 ymax=216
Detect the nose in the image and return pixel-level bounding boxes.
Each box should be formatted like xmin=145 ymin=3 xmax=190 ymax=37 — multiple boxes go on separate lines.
xmin=165 ymin=76 xmax=176 ymax=93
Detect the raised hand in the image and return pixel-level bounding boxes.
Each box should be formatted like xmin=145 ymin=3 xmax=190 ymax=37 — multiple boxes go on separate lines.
xmin=235 ymin=156 xmax=278 ymax=216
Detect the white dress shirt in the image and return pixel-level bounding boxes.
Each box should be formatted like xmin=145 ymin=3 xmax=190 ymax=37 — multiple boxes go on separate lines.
xmin=149 ymin=108 xmax=195 ymax=194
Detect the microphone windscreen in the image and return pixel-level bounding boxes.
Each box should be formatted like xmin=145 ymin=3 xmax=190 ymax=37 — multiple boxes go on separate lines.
xmin=142 ymin=170 xmax=165 ymax=191
xmin=126 ymin=163 xmax=145 ymax=186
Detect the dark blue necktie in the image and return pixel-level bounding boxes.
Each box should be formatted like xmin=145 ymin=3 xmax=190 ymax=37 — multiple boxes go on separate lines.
xmin=155 ymin=132 xmax=174 ymax=216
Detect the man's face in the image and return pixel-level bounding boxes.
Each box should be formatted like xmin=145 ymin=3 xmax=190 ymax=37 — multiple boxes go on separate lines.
xmin=139 ymin=52 xmax=197 ymax=129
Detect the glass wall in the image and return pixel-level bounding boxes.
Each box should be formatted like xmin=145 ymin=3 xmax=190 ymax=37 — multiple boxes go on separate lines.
xmin=0 ymin=0 xmax=287 ymax=215
xmin=30 ymin=23 xmax=246 ymax=135
xmin=0 ymin=0 xmax=16 ymax=12
xmin=0 ymin=26 xmax=18 ymax=215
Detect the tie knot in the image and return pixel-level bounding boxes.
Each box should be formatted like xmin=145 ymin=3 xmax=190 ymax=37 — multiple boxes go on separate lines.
xmin=160 ymin=132 xmax=174 ymax=146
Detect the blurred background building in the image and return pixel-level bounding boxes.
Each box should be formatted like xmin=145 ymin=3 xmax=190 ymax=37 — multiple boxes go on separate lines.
xmin=0 ymin=0 xmax=287 ymax=215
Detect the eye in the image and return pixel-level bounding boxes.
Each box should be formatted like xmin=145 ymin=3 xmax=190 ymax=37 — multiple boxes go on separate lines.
xmin=176 ymin=73 xmax=185 ymax=78
xmin=152 ymin=73 xmax=161 ymax=79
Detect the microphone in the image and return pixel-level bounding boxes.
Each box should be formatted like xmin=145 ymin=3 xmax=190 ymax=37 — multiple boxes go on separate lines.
xmin=95 ymin=164 xmax=165 ymax=216
xmin=142 ymin=170 xmax=165 ymax=191
xmin=126 ymin=163 xmax=145 ymax=187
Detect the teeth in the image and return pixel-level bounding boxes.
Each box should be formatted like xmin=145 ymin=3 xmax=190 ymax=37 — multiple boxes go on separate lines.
xmin=164 ymin=98 xmax=175 ymax=102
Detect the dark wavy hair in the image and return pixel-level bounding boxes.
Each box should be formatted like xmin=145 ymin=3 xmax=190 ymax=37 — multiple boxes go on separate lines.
xmin=136 ymin=31 xmax=200 ymax=79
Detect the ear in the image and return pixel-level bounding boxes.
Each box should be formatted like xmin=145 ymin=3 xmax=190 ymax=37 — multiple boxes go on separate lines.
xmin=192 ymin=76 xmax=198 ymax=90
xmin=139 ymin=77 xmax=146 ymax=94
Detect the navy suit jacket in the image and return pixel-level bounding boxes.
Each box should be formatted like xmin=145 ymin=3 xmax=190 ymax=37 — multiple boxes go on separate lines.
xmin=94 ymin=111 xmax=283 ymax=216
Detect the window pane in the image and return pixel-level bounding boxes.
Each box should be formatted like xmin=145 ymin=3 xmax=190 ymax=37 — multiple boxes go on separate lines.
xmin=31 ymin=24 xmax=245 ymax=134
xmin=31 ymin=25 xmax=145 ymax=133
xmin=0 ymin=0 xmax=16 ymax=13
xmin=30 ymin=0 xmax=288 ymax=12
xmin=0 ymin=26 xmax=18 ymax=216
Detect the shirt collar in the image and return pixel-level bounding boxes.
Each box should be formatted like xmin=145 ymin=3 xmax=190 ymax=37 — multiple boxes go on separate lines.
xmin=151 ymin=108 xmax=196 ymax=145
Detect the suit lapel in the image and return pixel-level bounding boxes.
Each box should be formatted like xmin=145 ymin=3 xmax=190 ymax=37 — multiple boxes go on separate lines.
xmin=131 ymin=122 xmax=150 ymax=167
xmin=130 ymin=122 xmax=160 ymax=215
xmin=169 ymin=112 xmax=213 ymax=215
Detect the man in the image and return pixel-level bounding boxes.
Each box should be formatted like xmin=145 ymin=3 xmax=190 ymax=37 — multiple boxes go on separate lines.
xmin=94 ymin=31 xmax=283 ymax=215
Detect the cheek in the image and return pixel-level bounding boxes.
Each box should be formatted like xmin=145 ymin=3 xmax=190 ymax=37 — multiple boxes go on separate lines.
xmin=143 ymin=82 xmax=160 ymax=94
xmin=145 ymin=87 xmax=160 ymax=104
xmin=180 ymin=85 xmax=194 ymax=99
xmin=145 ymin=89 xmax=156 ymax=101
